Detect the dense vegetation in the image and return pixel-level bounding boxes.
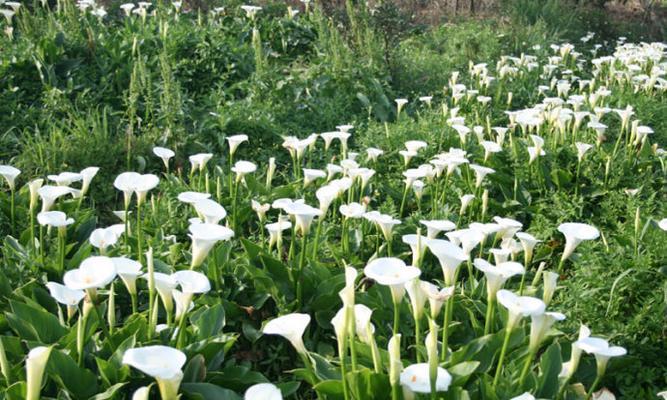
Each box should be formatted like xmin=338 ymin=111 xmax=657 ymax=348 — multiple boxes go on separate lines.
xmin=0 ymin=0 xmax=665 ymax=399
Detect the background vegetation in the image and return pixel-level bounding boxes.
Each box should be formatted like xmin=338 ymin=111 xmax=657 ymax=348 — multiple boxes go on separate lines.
xmin=0 ymin=0 xmax=665 ymax=398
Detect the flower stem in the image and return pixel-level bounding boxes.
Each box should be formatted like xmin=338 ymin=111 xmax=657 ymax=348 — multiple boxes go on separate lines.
xmin=440 ymin=295 xmax=454 ymax=362
xmin=399 ymin=185 xmax=409 ymax=217
xmin=493 ymin=326 xmax=513 ymax=387
xmin=484 ymin=298 xmax=495 ymax=335
xmin=518 ymin=348 xmax=536 ymax=386
xmin=585 ymin=374 xmax=602 ymax=400
xmin=392 ymin=297 xmax=400 ymax=337
xmin=297 ymin=233 xmax=307 ymax=308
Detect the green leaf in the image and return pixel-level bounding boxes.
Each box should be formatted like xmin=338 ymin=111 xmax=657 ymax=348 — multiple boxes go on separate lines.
xmin=47 ymin=348 xmax=99 ymax=399
xmin=313 ymin=380 xmax=345 ymax=399
xmin=536 ymin=342 xmax=562 ymax=398
xmin=449 ymin=361 xmax=480 ymax=387
xmin=183 ymin=354 xmax=207 ymax=383
xmin=5 ymin=300 xmax=67 ymax=344
xmin=190 ymin=303 xmax=226 ymax=340
xmin=180 ymin=383 xmax=242 ymax=400
xmin=90 ymin=383 xmax=127 ymax=400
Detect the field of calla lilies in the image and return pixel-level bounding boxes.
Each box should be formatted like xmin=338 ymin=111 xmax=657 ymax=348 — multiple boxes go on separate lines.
xmin=0 ymin=1 xmax=666 ymax=399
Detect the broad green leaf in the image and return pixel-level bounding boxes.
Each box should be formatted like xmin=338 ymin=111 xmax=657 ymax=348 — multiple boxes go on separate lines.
xmin=180 ymin=383 xmax=242 ymax=400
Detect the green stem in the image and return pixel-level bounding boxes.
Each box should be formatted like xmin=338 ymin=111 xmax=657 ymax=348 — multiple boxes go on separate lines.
xmin=297 ymin=233 xmax=307 ymax=308
xmin=585 ymin=374 xmax=602 ymax=400
xmin=392 ymin=297 xmax=401 ymax=337
xmin=312 ymin=218 xmax=323 ymax=260
xmin=440 ymin=295 xmax=453 ymax=362
xmin=484 ymin=298 xmax=495 ymax=335
xmin=493 ymin=326 xmax=513 ymax=387
xmin=338 ymin=340 xmax=351 ymax=400
xmin=399 ymin=185 xmax=409 ymax=217
xmin=9 ymin=188 xmax=15 ymax=235
xmin=518 ymin=348 xmax=536 ymax=386
xmin=136 ymin=203 xmax=143 ymax=264
xmin=58 ymin=228 xmax=66 ymax=274
xmin=414 ymin=314 xmax=422 ymax=362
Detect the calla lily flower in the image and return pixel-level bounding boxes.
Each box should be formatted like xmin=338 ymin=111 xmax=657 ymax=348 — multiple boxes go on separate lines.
xmin=38 ymin=185 xmax=76 ymax=212
xmin=37 ymin=211 xmax=74 ymax=228
xmin=189 ymin=223 xmax=235 ymax=268
xmin=405 ymin=140 xmax=428 ymax=153
xmin=232 ymin=160 xmax=257 ymax=183
xmin=173 ymin=270 xmax=211 ymax=294
xmin=241 ymin=4 xmax=262 ymax=19
xmin=402 ymin=234 xmax=426 ymax=267
xmin=47 ymin=171 xmax=83 ymax=187
xmin=352 ymin=304 xmax=376 ymax=344
xmin=123 ymin=346 xmax=186 ymax=400
xmin=227 ymin=134 xmax=248 ymax=156
xmin=178 ymin=191 xmax=211 ymax=204
xmin=244 ymin=383 xmax=283 ymax=400
xmin=251 ymin=200 xmax=270 ymax=221
xmin=470 ymin=164 xmax=495 ymax=187
xmin=420 ymin=220 xmax=456 ymax=239
xmin=528 ymin=311 xmax=566 ymax=351
xmin=340 ymin=202 xmax=366 ymax=219
xmin=338 ymin=266 xmax=357 ymax=307
xmin=112 ymin=257 xmax=142 ymax=295
xmin=28 ymin=179 xmax=44 ymax=211
xmin=153 ymin=147 xmax=175 ymax=169
xmin=527 ymin=146 xmax=546 ymax=163
xmin=285 ymin=202 xmax=322 ymax=235
xmin=189 ymin=153 xmax=213 ymax=172
xmin=426 ymin=239 xmax=467 ymax=285
xmin=145 ymin=272 xmax=178 ymax=314
xmin=366 ymin=147 xmax=384 ymax=162
xmin=490 ymin=248 xmax=511 ymax=264
xmin=266 ymin=217 xmax=292 ymax=249
xmin=80 ymin=167 xmax=99 ymax=196
xmin=575 ymin=142 xmax=593 ymax=162
xmin=316 ymin=184 xmax=339 ymax=214
xmin=194 ymin=199 xmax=227 ymax=224
xmin=400 ymin=363 xmax=452 ymax=394
xmin=481 ymin=141 xmax=502 ymax=161
xmin=497 ymin=289 xmax=546 ymax=329
xmin=303 ymin=168 xmax=326 ymax=187
xmin=576 ymin=336 xmax=627 ymax=375
xmin=515 ymin=232 xmax=540 ymax=264
xmin=405 ymin=278 xmax=428 ymax=319
xmin=114 ymin=172 xmax=141 ymax=207
xmin=371 ymin=213 xmax=401 ymax=242
xmin=557 ymin=222 xmax=599 ymax=261
xmin=388 ymin=334 xmax=402 ymax=388
xmin=560 ymin=325 xmax=591 ymax=379
xmin=46 ymin=282 xmax=85 ymax=307
xmin=421 ymin=282 xmax=454 ymax=319
xmin=459 ymin=194 xmax=475 ymax=215
xmin=542 ymin=271 xmax=559 ymax=305
xmin=263 ymin=313 xmax=311 ymax=355
xmin=26 ymin=346 xmax=52 ymax=400
xmin=63 ymin=256 xmax=117 ymax=297
xmin=474 ymin=259 xmax=524 ymax=300
xmin=446 ymin=229 xmax=484 ymax=257
xmin=364 ymin=257 xmax=421 ymax=303
xmin=89 ymin=227 xmax=120 ymax=253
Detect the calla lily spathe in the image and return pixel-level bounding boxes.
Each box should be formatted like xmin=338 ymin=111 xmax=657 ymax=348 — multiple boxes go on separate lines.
xmin=263 ymin=313 xmax=311 ymax=355
xmin=557 ymin=222 xmax=599 ymax=261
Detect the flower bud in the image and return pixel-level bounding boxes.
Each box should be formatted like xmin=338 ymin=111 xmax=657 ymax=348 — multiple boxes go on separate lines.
xmin=26 ymin=346 xmax=52 ymax=400
xmin=388 ymin=334 xmax=402 ymax=387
